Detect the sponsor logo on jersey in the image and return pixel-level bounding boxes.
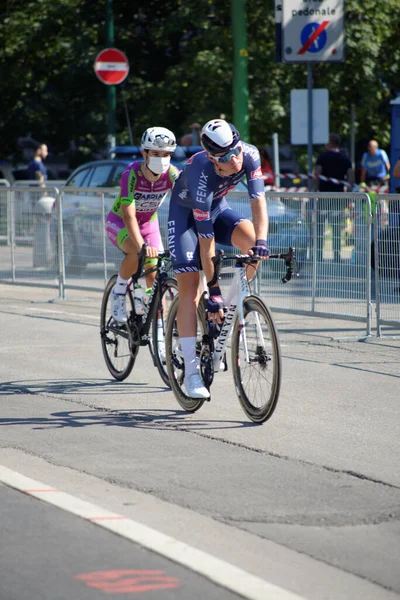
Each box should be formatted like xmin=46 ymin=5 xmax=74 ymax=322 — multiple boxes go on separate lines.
xmin=193 ymin=208 xmax=210 ymax=221
xmin=251 ymin=166 xmax=263 ymax=179
xmin=134 ymin=192 xmax=165 ymax=201
xmin=179 ymin=189 xmax=188 ymax=200
xmin=196 ymin=171 xmax=209 ymax=204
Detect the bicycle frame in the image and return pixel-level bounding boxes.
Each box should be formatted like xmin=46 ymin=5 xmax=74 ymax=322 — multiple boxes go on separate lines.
xmin=207 ymin=261 xmax=265 ymax=372
xmin=126 ymin=258 xmax=170 ymax=343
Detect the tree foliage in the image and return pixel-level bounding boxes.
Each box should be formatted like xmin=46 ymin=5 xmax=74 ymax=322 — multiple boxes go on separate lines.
xmin=1 ymin=0 xmax=399 ymax=162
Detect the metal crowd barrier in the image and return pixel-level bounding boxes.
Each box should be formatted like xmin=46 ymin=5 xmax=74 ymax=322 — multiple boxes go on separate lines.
xmin=0 ymin=179 xmax=11 ymax=245
xmin=221 ymin=191 xmax=372 ymax=337
xmin=374 ymin=194 xmax=400 ymax=337
xmin=0 ymin=185 xmax=380 ymax=337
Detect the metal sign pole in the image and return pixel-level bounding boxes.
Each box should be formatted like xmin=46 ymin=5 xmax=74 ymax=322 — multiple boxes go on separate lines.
xmin=307 ymin=64 xmax=313 ymax=192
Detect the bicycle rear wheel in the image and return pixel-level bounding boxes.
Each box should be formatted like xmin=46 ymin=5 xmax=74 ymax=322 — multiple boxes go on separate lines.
xmin=100 ymin=275 xmax=137 ymax=381
xmin=165 ymin=295 xmax=207 ymax=412
xmin=151 ymin=277 xmax=179 ymax=387
xmin=231 ymin=295 xmax=281 ymax=423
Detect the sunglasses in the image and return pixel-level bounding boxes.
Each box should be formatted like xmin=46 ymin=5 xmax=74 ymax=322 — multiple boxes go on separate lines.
xmin=211 ymin=145 xmax=242 ymax=163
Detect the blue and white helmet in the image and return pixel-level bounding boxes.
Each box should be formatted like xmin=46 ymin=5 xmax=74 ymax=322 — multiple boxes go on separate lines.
xmin=200 ymin=119 xmax=240 ymax=155
xmin=141 ymin=127 xmax=176 ymax=152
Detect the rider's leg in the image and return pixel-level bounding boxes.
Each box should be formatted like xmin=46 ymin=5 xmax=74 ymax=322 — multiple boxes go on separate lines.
xmin=176 ymin=271 xmax=210 ymax=398
xmin=176 ymin=271 xmax=200 ymax=374
xmin=231 ymin=218 xmax=256 ymax=252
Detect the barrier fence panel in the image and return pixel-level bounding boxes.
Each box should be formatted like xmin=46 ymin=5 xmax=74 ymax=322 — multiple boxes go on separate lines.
xmin=374 ymin=194 xmax=400 ymax=336
xmin=0 ymin=186 xmax=373 ymax=335
xmin=56 ymin=186 xmax=119 ymax=291
xmin=217 ymin=191 xmax=372 ymax=335
xmin=0 ymin=179 xmax=11 ymax=245
xmin=0 ymin=186 xmax=61 ymax=290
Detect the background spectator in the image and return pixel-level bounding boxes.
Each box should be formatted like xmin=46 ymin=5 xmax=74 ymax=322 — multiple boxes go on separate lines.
xmin=360 ymin=140 xmax=390 ymax=186
xmin=27 ymin=143 xmax=48 ymax=185
xmin=180 ymin=123 xmax=201 ymax=146
xmin=259 ymin=147 xmax=274 ymax=185
xmin=313 ymin=133 xmax=353 ymax=263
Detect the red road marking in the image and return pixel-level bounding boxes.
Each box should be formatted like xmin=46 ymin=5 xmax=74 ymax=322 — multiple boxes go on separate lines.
xmin=297 ymin=21 xmax=330 ymax=54
xmin=74 ymin=570 xmax=181 ymax=594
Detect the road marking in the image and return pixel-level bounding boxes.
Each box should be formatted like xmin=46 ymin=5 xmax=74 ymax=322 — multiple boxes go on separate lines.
xmin=74 ymin=570 xmax=181 ymax=594
xmin=0 ymin=464 xmax=307 ymax=600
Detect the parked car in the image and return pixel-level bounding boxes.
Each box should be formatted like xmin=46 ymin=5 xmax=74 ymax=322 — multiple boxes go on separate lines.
xmin=52 ymin=158 xmax=308 ymax=273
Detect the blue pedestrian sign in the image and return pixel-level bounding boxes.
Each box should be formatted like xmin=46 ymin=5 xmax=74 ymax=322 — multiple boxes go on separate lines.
xmin=282 ymin=0 xmax=344 ymax=63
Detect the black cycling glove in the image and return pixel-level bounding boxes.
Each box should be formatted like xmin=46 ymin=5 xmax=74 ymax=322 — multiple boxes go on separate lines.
xmin=251 ymin=239 xmax=270 ymax=257
xmin=207 ymin=285 xmax=224 ymax=313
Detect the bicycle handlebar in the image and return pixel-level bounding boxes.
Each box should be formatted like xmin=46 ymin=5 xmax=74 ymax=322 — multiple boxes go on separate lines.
xmin=132 ymin=245 xmax=171 ymax=280
xmin=210 ymin=247 xmax=299 ymax=285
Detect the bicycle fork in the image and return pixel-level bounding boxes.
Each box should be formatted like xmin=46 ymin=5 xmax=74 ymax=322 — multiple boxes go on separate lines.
xmin=236 ymin=265 xmax=266 ymax=365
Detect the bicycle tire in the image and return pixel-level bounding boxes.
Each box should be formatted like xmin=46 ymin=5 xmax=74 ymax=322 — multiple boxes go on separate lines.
xmin=151 ymin=277 xmax=179 ymax=387
xmin=165 ymin=294 xmax=207 ymax=412
xmin=100 ymin=274 xmax=137 ymax=381
xmin=231 ymin=295 xmax=281 ymax=423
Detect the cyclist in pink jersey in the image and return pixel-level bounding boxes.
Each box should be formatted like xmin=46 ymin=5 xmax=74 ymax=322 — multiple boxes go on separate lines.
xmin=105 ymin=126 xmax=179 ymax=323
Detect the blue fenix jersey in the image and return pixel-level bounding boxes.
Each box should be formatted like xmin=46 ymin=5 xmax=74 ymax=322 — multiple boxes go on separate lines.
xmin=170 ymin=142 xmax=265 ymax=238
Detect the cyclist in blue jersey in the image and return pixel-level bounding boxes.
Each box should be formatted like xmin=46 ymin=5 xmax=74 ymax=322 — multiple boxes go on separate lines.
xmin=168 ymin=119 xmax=270 ymax=399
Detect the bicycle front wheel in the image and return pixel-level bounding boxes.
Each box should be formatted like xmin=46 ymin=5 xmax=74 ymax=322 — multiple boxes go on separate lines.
xmin=100 ymin=275 xmax=136 ymax=381
xmin=165 ymin=294 xmax=207 ymax=412
xmin=231 ymin=295 xmax=281 ymax=423
xmin=151 ymin=277 xmax=179 ymax=387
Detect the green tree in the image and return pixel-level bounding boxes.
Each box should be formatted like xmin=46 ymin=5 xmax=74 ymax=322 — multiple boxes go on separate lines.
xmin=1 ymin=0 xmax=399 ymax=163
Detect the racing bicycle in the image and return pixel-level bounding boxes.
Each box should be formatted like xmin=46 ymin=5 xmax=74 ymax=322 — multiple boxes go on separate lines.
xmin=100 ymin=246 xmax=178 ymax=386
xmin=165 ymin=248 xmax=297 ymax=423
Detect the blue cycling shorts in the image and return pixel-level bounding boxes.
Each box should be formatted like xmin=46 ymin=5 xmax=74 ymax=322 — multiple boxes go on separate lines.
xmin=168 ymin=202 xmax=248 ymax=274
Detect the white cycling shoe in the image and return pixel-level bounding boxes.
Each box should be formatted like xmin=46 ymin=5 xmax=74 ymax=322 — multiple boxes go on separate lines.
xmin=111 ymin=291 xmax=127 ymax=323
xmin=184 ymin=372 xmax=210 ymax=399
xmin=158 ymin=341 xmax=166 ymax=364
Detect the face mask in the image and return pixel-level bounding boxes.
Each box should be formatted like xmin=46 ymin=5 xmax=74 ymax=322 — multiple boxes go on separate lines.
xmin=147 ymin=156 xmax=170 ymax=175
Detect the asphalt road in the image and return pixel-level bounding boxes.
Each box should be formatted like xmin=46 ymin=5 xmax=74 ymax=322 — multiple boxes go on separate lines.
xmin=0 ymin=282 xmax=399 ymax=600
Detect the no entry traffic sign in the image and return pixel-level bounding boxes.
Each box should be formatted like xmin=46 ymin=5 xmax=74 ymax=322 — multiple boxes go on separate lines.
xmin=282 ymin=0 xmax=344 ymax=62
xmin=94 ymin=48 xmax=129 ymax=85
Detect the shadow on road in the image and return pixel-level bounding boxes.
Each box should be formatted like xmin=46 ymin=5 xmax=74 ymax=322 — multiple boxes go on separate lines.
xmin=0 ymin=378 xmax=255 ymax=431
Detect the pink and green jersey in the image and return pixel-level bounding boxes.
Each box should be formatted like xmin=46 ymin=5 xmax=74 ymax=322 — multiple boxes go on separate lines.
xmin=106 ymin=161 xmax=179 ymax=252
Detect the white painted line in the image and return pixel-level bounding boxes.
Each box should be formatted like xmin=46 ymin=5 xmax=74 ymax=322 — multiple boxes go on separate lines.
xmin=0 ymin=465 xmax=306 ymax=600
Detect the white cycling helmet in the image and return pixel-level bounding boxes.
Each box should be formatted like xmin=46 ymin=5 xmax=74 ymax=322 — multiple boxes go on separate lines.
xmin=141 ymin=127 xmax=177 ymax=152
xmin=200 ymin=119 xmax=240 ymax=155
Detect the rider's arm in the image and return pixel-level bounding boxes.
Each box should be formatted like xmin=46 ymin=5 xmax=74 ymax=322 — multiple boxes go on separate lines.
xmin=121 ymin=203 xmax=145 ymax=251
xmin=245 ymin=146 xmax=269 ymax=247
xmin=198 ymin=236 xmax=217 ymax=286
xmin=250 ymin=192 xmax=268 ymax=243
xmin=393 ymin=159 xmax=400 ymax=178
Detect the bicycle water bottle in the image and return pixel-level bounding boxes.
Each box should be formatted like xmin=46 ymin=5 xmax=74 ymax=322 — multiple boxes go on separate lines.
xmin=133 ymin=284 xmax=146 ymax=315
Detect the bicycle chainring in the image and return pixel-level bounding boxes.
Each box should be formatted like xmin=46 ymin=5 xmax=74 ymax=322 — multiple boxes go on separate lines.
xmin=127 ymin=320 xmax=140 ymax=359
xmin=200 ymin=343 xmax=214 ymax=388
